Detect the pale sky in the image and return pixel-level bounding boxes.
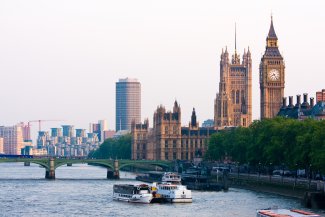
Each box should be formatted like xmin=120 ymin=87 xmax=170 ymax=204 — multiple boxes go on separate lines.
xmin=1 ymin=0 xmax=324 ymax=138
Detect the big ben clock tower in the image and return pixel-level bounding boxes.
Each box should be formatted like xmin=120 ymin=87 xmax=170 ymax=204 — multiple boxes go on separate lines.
xmin=260 ymin=16 xmax=285 ymax=119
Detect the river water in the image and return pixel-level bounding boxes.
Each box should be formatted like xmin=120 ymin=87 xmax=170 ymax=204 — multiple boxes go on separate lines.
xmin=0 ymin=163 xmax=323 ymax=217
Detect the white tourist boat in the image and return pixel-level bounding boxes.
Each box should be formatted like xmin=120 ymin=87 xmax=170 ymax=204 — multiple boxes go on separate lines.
xmin=113 ymin=184 xmax=153 ymax=204
xmin=256 ymin=208 xmax=320 ymax=217
xmin=152 ymin=182 xmax=192 ymax=203
xmin=161 ymin=172 xmax=182 ymax=184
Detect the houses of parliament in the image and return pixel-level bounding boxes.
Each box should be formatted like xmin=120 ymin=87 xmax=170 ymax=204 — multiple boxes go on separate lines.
xmin=215 ymin=16 xmax=285 ymax=129
xmin=132 ymin=17 xmax=286 ymax=160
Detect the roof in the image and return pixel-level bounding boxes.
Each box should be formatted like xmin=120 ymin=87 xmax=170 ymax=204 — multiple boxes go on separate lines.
xmin=267 ymin=17 xmax=278 ymax=39
xmin=263 ymin=47 xmax=282 ymax=58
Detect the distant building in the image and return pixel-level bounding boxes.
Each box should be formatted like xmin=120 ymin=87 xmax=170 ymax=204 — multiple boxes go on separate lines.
xmin=18 ymin=122 xmax=31 ymax=141
xmin=37 ymin=131 xmax=50 ymax=149
xmin=62 ymin=125 xmax=74 ymax=137
xmin=316 ymin=89 xmax=325 ymax=103
xmin=103 ymin=130 xmax=115 ymax=140
xmin=76 ymin=129 xmax=87 ymax=138
xmin=98 ymin=120 xmax=108 ymax=142
xmin=132 ymin=101 xmax=217 ymax=160
xmin=278 ymin=93 xmax=325 ymax=120
xmin=89 ymin=120 xmax=108 ymax=143
xmin=202 ymin=119 xmax=214 ymax=128
xmin=116 ymin=78 xmax=141 ymax=131
xmin=51 ymin=128 xmax=62 ymax=137
xmin=0 ymin=125 xmax=24 ymax=155
xmin=0 ymin=137 xmax=4 ymax=154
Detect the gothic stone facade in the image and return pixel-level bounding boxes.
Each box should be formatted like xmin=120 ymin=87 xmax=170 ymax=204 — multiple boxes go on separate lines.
xmin=214 ymin=47 xmax=252 ymax=128
xmin=260 ymin=17 xmax=285 ymax=119
xmin=131 ymin=101 xmax=217 ymax=160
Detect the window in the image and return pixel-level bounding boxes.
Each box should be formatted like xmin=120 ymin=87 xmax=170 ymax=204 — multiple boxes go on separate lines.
xmin=236 ymin=90 xmax=240 ymax=104
xmin=173 ymin=140 xmax=177 ymax=148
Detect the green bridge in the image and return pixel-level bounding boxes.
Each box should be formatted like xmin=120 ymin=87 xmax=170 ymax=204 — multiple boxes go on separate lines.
xmin=0 ymin=158 xmax=173 ymax=179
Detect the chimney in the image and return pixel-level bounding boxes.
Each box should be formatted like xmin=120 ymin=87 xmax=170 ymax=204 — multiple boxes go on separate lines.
xmin=282 ymin=97 xmax=287 ymax=108
xmin=288 ymin=96 xmax=294 ymax=108
xmin=295 ymin=95 xmax=301 ymax=108
xmin=303 ymin=93 xmax=308 ymax=104
xmin=310 ymin=97 xmax=315 ymax=107
xmin=301 ymin=93 xmax=310 ymax=109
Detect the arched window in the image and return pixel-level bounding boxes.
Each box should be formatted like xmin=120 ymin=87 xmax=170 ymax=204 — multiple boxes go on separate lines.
xmin=241 ymin=90 xmax=245 ymax=103
xmin=232 ymin=90 xmax=235 ymax=104
xmin=236 ymin=90 xmax=240 ymax=104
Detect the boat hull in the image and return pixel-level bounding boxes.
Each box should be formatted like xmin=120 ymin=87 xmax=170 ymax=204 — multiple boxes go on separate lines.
xmin=113 ymin=193 xmax=153 ymax=204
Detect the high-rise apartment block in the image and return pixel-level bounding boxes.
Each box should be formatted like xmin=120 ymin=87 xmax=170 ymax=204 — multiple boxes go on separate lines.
xmin=62 ymin=125 xmax=74 ymax=137
xmin=316 ymin=89 xmax=325 ymax=103
xmin=116 ymin=78 xmax=141 ymax=131
xmin=0 ymin=125 xmax=24 ymax=155
xmin=260 ymin=17 xmax=285 ymax=119
xmin=51 ymin=128 xmax=62 ymax=137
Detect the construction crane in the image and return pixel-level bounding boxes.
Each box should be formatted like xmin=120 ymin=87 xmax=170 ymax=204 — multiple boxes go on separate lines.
xmin=28 ymin=120 xmax=65 ymax=132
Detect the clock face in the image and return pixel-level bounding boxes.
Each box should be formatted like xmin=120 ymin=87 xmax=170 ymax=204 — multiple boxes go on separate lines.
xmin=268 ymin=69 xmax=280 ymax=81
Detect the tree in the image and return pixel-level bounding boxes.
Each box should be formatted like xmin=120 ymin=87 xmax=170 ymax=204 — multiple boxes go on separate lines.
xmin=89 ymin=134 xmax=132 ymax=159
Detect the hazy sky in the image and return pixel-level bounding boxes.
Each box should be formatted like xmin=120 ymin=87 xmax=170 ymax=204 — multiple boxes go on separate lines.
xmin=1 ymin=0 xmax=324 ymax=138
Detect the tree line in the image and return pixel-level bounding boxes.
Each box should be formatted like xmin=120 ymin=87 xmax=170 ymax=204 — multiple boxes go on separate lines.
xmin=206 ymin=117 xmax=325 ymax=173
xmin=89 ymin=134 xmax=131 ymax=159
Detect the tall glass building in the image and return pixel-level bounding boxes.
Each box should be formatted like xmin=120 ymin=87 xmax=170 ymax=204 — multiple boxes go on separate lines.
xmin=116 ymin=78 xmax=141 ymax=131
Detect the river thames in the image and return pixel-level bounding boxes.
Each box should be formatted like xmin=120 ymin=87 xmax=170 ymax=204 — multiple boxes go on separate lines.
xmin=0 ymin=163 xmax=323 ymax=217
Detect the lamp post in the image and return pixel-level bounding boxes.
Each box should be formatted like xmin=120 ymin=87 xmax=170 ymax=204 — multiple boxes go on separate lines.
xmin=237 ymin=162 xmax=239 ymax=179
xmin=269 ymin=163 xmax=272 ymax=182
xmin=258 ymin=162 xmax=261 ymax=181
xmin=309 ymin=164 xmax=312 ymax=189
xmin=295 ymin=163 xmax=298 ymax=187
xmin=281 ymin=163 xmax=284 ymax=184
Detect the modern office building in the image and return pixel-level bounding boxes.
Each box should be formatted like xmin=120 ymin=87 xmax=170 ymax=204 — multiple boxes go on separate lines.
xmin=260 ymin=16 xmax=286 ymax=119
xmin=316 ymin=89 xmax=325 ymax=103
xmin=0 ymin=125 xmax=24 ymax=155
xmin=116 ymin=78 xmax=141 ymax=131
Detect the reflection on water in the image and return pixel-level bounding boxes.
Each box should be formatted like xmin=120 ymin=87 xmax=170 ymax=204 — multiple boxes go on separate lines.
xmin=0 ymin=163 xmax=323 ymax=217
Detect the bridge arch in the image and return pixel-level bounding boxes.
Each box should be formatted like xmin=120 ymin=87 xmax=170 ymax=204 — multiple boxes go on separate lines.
xmin=54 ymin=161 xmax=114 ymax=170
xmin=119 ymin=162 xmax=172 ymax=171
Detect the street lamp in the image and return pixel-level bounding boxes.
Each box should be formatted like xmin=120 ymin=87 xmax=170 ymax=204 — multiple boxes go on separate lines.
xmin=281 ymin=163 xmax=284 ymax=183
xmin=295 ymin=163 xmax=298 ymax=187
xmin=269 ymin=162 xmax=272 ymax=181
xmin=258 ymin=162 xmax=261 ymax=181
xmin=309 ymin=164 xmax=312 ymax=189
xmin=237 ymin=162 xmax=239 ymax=179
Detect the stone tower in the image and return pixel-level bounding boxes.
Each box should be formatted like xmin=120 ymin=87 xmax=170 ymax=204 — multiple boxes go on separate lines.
xmin=214 ymin=27 xmax=252 ymax=128
xmin=260 ymin=16 xmax=285 ymax=119
xmin=153 ymin=101 xmax=182 ymax=160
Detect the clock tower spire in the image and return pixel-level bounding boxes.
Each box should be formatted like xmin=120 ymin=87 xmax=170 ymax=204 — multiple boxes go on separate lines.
xmin=260 ymin=16 xmax=285 ymax=119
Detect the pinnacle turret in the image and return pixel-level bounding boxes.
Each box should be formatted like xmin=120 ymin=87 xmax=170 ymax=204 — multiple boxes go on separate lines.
xmin=267 ymin=16 xmax=278 ymax=40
